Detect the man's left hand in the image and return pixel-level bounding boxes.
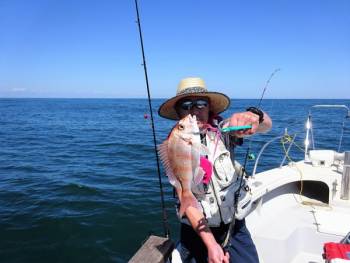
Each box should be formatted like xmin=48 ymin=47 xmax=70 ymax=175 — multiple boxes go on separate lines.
xmin=228 ymin=111 xmax=260 ymax=137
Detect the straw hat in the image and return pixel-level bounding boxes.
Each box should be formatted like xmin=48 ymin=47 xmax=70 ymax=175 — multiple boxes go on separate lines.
xmin=158 ymin=77 xmax=230 ymax=120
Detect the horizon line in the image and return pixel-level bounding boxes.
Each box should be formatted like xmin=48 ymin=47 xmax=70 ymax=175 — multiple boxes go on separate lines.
xmin=0 ymin=97 xmax=349 ymax=100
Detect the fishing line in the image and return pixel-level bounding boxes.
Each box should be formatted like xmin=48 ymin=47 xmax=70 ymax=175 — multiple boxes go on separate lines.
xmin=257 ymin=68 xmax=281 ymax=108
xmin=134 ymin=0 xmax=170 ymax=238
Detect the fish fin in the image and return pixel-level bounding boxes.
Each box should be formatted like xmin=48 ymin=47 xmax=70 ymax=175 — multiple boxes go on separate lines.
xmin=179 ymin=136 xmax=192 ymax=144
xmin=193 ymin=167 xmax=205 ymax=185
xmin=178 ymin=191 xmax=200 ymax=218
xmin=157 ymin=140 xmax=181 ymax=189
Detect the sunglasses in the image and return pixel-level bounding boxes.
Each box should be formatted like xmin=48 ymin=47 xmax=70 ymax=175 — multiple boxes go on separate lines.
xmin=178 ymin=99 xmax=209 ymax=111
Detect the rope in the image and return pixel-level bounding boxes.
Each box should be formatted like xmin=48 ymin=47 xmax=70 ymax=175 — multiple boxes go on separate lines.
xmin=280 ymin=133 xmax=305 ymax=153
xmin=134 ymin=0 xmax=170 ymax=238
xmin=280 ymin=132 xmax=325 ymax=207
xmin=280 ymin=132 xmax=332 ymax=208
xmin=280 ymin=133 xmax=304 ymax=197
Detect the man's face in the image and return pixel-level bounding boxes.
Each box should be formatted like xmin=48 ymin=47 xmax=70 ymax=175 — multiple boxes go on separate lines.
xmin=175 ymin=96 xmax=210 ymax=129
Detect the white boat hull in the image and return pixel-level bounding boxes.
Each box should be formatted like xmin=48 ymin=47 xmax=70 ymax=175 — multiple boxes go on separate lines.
xmin=246 ymin=159 xmax=350 ymax=263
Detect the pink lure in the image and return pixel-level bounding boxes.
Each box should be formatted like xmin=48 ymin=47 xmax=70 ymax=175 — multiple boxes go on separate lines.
xmin=200 ymin=157 xmax=213 ymax=184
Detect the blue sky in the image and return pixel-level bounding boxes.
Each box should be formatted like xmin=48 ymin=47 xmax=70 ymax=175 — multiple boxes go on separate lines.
xmin=0 ymin=0 xmax=349 ymax=98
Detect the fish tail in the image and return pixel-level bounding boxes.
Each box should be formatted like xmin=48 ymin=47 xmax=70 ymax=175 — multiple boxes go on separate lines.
xmin=178 ymin=191 xmax=200 ymax=218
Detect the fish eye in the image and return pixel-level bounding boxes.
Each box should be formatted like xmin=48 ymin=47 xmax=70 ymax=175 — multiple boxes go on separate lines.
xmin=178 ymin=124 xmax=184 ymax=130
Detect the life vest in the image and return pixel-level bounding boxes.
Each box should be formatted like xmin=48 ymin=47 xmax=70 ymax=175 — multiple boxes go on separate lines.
xmin=180 ymin=130 xmax=251 ymax=227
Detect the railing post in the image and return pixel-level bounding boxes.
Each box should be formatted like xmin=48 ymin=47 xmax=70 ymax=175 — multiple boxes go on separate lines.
xmin=341 ymin=151 xmax=350 ymax=200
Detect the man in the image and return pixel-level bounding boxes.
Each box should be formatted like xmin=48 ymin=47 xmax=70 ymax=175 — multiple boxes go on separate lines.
xmin=158 ymin=77 xmax=272 ymax=263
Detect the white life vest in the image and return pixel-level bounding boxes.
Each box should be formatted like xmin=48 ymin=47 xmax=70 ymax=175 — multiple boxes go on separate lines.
xmin=180 ymin=131 xmax=252 ymax=227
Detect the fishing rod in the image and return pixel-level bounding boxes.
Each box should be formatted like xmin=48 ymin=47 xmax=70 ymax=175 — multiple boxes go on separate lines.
xmin=237 ymin=68 xmax=281 ymax=193
xmin=257 ymin=68 xmax=281 ymax=108
xmin=222 ymin=68 xmax=280 ymax=248
xmin=220 ymin=68 xmax=280 ymax=133
xmin=134 ymin=0 xmax=170 ymax=238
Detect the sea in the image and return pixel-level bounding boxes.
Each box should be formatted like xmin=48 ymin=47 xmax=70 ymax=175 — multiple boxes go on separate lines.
xmin=0 ymin=98 xmax=349 ymax=262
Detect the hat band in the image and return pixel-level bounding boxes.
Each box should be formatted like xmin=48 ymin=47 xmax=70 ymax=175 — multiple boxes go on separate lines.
xmin=177 ymin=86 xmax=207 ymax=96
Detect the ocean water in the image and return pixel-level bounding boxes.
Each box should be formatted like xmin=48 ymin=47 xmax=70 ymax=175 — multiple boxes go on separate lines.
xmin=0 ymin=98 xmax=349 ymax=262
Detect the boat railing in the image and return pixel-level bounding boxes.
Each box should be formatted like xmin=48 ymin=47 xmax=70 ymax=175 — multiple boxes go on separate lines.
xmin=252 ymin=129 xmax=301 ymax=177
xmin=305 ymin=104 xmax=350 ymax=159
xmin=252 ymin=104 xmax=350 ymax=178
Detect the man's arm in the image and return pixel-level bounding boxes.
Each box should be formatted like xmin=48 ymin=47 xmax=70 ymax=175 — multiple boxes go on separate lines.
xmin=257 ymin=111 xmax=272 ymax=133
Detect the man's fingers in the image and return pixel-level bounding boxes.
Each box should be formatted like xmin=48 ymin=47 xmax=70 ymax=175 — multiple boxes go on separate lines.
xmin=229 ymin=114 xmax=238 ymax=126
xmin=223 ymin=251 xmax=230 ymax=263
xmin=229 ymin=111 xmax=261 ymax=137
xmin=209 ymin=258 xmax=222 ymax=263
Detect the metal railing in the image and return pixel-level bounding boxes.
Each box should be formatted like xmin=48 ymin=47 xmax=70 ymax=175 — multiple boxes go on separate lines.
xmin=252 ymin=130 xmax=300 ymax=177
xmin=305 ymin=105 xmax=350 ymax=155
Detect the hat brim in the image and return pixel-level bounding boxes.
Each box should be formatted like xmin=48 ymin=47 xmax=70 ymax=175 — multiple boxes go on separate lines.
xmin=158 ymin=92 xmax=231 ymax=120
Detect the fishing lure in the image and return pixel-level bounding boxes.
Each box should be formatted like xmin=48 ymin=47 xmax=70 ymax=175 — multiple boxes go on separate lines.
xmin=221 ymin=125 xmax=252 ymax=133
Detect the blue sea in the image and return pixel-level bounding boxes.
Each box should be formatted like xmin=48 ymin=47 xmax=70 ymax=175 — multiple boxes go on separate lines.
xmin=0 ymin=99 xmax=349 ymax=262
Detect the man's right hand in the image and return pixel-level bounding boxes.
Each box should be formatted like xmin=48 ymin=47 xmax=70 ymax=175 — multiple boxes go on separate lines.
xmin=207 ymin=242 xmax=230 ymax=263
xmin=184 ymin=206 xmax=230 ymax=262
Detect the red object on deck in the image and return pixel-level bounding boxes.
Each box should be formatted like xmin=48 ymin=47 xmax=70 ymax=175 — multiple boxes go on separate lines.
xmin=324 ymin=242 xmax=350 ymax=260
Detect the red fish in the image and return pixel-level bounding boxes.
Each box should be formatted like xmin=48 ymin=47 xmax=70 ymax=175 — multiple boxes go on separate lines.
xmin=158 ymin=114 xmax=208 ymax=217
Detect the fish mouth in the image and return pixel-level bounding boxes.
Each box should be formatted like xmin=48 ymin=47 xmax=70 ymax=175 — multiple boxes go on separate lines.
xmin=189 ymin=114 xmax=197 ymax=123
xmin=188 ymin=115 xmax=206 ymax=128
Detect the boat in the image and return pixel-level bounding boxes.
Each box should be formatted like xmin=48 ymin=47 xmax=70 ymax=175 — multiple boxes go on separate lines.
xmin=130 ymin=104 xmax=350 ymax=263
xmin=245 ymin=104 xmax=350 ymax=263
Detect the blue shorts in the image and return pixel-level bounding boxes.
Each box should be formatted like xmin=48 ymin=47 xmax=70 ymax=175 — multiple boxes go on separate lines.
xmin=178 ymin=219 xmax=259 ymax=263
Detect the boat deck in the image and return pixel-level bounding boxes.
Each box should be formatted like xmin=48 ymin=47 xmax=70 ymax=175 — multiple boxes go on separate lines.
xmin=246 ymin=160 xmax=350 ymax=263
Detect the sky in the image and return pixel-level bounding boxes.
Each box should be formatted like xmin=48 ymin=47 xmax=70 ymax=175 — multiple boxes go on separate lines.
xmin=0 ymin=0 xmax=349 ymax=99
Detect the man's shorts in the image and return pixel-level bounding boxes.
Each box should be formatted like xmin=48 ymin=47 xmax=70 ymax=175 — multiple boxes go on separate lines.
xmin=171 ymin=219 xmax=259 ymax=263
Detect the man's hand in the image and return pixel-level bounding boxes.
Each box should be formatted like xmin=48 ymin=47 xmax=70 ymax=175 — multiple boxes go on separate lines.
xmin=207 ymin=242 xmax=230 ymax=263
xmin=228 ymin=111 xmax=260 ymax=137
xmin=185 ymin=206 xmax=230 ymax=263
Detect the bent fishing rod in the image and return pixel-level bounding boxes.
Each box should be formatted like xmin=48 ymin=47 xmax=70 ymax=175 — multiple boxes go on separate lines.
xmin=220 ymin=68 xmax=280 ymax=133
xmin=134 ymin=0 xmax=170 ymax=238
xmin=257 ymin=68 xmax=280 ymax=108
xmin=221 ymin=68 xmax=280 ymax=248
